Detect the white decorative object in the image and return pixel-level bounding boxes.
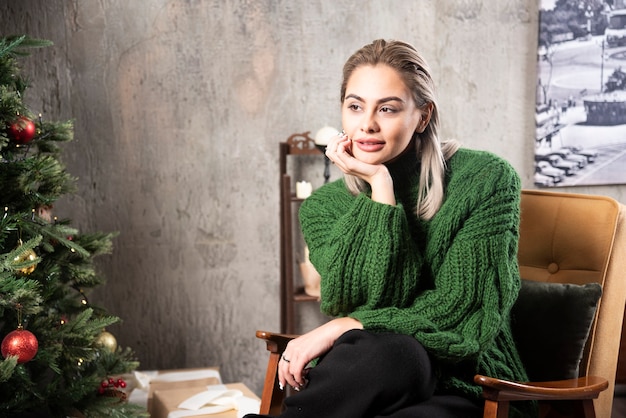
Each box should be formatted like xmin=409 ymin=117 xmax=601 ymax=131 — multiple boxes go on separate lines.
xmin=314 ymin=126 xmax=339 ymax=146
xmin=169 ymin=384 xmax=260 ymax=417
xmin=296 ymin=181 xmax=312 ymax=199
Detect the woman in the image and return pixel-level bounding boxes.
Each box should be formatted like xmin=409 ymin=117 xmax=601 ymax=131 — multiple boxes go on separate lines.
xmin=247 ymin=39 xmax=532 ymax=418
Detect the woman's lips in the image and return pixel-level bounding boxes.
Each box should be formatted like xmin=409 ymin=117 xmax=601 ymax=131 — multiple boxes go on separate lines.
xmin=354 ymin=139 xmax=385 ymax=152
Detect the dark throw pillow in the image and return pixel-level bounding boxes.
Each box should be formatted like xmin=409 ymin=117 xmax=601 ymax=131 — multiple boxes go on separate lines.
xmin=510 ymin=279 xmax=602 ymax=382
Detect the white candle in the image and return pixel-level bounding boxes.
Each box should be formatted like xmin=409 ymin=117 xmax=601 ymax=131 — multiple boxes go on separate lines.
xmin=314 ymin=126 xmax=339 ymax=146
xmin=296 ymin=181 xmax=312 ymax=199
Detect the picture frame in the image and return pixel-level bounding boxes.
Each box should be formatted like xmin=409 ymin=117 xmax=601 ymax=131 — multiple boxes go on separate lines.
xmin=535 ymin=0 xmax=626 ymax=187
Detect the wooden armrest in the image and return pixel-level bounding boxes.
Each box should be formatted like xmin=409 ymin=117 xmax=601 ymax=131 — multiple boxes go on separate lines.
xmin=255 ymin=331 xmax=299 ymax=415
xmin=255 ymin=330 xmax=299 ymax=354
xmin=474 ymin=374 xmax=608 ymax=402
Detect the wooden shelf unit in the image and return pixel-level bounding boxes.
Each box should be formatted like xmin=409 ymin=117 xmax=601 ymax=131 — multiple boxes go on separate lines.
xmin=279 ymin=132 xmax=323 ymax=334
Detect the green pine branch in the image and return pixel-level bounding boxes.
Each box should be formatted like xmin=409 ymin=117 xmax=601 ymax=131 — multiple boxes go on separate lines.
xmin=0 ymin=35 xmax=52 ymax=59
xmin=0 ymin=35 xmax=51 ymax=114
xmin=0 ymin=356 xmax=18 ymax=384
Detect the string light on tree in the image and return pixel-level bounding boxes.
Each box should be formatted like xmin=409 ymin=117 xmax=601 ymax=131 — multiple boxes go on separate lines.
xmin=74 ymin=287 xmax=89 ymax=306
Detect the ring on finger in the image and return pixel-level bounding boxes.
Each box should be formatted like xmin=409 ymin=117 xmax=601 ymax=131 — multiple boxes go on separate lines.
xmin=281 ymin=354 xmax=291 ymax=363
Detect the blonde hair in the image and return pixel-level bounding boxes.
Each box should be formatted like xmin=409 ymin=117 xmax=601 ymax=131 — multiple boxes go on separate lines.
xmin=340 ymin=39 xmax=459 ymax=220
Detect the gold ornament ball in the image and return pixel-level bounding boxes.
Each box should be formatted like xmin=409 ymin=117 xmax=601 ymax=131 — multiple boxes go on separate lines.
xmin=95 ymin=331 xmax=117 ymax=353
xmin=13 ymin=248 xmax=37 ymax=275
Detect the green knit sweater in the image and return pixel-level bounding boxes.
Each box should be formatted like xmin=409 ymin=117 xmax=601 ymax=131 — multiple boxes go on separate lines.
xmin=299 ymin=147 xmax=534 ymax=417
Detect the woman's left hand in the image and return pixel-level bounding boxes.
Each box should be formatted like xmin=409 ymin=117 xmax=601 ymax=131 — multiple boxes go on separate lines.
xmin=278 ymin=317 xmax=363 ymax=391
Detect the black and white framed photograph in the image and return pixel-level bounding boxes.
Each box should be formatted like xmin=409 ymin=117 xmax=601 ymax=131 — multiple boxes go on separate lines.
xmin=535 ymin=0 xmax=626 ymax=187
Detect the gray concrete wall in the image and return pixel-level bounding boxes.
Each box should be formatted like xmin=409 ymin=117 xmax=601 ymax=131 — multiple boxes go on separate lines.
xmin=2 ymin=0 xmax=625 ymax=395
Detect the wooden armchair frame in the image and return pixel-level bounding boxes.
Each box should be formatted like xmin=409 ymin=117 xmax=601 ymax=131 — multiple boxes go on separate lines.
xmin=255 ymin=190 xmax=626 ymax=418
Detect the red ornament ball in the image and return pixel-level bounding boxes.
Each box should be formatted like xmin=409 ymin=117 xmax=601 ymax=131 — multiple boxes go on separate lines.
xmin=1 ymin=328 xmax=38 ymax=363
xmin=7 ymin=115 xmax=36 ymax=144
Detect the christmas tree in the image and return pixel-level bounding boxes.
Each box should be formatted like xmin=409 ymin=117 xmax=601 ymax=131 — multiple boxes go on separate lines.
xmin=0 ymin=35 xmax=145 ymax=417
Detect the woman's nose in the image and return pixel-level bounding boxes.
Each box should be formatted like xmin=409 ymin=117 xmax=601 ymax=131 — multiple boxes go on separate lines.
xmin=360 ymin=113 xmax=379 ymax=133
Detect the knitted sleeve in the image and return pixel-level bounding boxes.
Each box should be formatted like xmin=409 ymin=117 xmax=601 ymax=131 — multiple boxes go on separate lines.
xmin=349 ymin=157 xmax=522 ymax=363
xmin=298 ymin=180 xmax=424 ymax=317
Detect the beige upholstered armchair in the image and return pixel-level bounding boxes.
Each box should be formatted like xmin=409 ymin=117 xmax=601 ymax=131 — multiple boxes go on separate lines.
xmin=475 ymin=190 xmax=626 ymax=418
xmin=254 ymin=190 xmax=626 ymax=418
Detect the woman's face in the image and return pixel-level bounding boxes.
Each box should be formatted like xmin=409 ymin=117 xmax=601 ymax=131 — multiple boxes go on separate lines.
xmin=342 ymin=64 xmax=427 ymax=165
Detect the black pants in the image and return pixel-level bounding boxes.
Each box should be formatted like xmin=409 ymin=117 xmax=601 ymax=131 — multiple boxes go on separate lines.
xmin=255 ymin=329 xmax=482 ymax=418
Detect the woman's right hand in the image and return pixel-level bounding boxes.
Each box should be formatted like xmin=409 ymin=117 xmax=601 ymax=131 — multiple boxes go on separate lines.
xmin=325 ymin=132 xmax=396 ymax=206
xmin=278 ymin=317 xmax=363 ymax=391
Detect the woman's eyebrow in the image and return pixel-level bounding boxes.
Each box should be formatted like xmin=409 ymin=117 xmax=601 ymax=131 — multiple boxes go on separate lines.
xmin=345 ymin=93 xmax=406 ymax=104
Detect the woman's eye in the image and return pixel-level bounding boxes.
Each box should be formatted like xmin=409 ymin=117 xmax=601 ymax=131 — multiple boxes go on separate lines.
xmin=380 ymin=106 xmax=395 ymax=113
xmin=348 ymin=103 xmax=361 ymax=111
